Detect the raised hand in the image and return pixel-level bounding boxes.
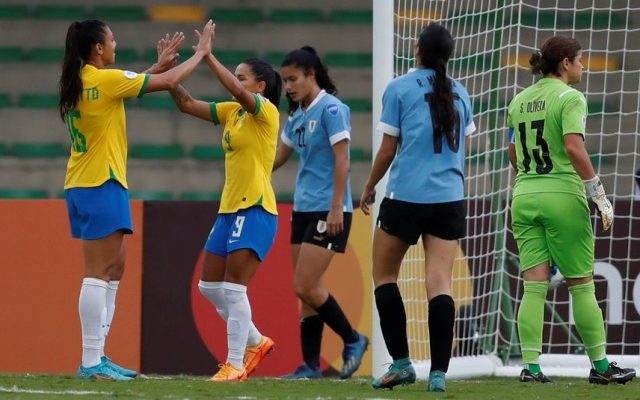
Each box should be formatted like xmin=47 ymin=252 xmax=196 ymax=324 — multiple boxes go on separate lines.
xmin=194 ymin=19 xmax=214 ymax=55
xmin=155 ymin=32 xmax=184 ymax=73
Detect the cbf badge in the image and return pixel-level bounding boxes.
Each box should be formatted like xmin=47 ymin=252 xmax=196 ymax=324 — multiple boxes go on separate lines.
xmin=308 ymin=120 xmax=317 ymax=133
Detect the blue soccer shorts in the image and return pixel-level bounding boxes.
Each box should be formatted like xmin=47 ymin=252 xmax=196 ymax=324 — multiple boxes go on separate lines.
xmin=204 ymin=206 xmax=278 ymax=261
xmin=65 ymin=179 xmax=133 ymax=240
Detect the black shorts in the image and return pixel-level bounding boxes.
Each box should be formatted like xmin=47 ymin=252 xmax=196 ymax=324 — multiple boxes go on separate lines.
xmin=377 ymin=198 xmax=465 ymax=244
xmin=291 ymin=211 xmax=352 ymax=253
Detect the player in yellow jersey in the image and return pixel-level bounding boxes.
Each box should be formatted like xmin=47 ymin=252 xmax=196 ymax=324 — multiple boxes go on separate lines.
xmin=58 ymin=19 xmax=213 ymax=381
xmin=168 ymin=25 xmax=281 ymax=382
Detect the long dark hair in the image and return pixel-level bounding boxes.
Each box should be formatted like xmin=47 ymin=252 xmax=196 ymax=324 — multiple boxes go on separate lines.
xmin=243 ymin=58 xmax=282 ymax=109
xmin=58 ymin=20 xmax=106 ymax=121
xmin=530 ymin=36 xmax=582 ymax=76
xmin=281 ymin=46 xmax=337 ymax=115
xmin=418 ymin=23 xmax=455 ymax=144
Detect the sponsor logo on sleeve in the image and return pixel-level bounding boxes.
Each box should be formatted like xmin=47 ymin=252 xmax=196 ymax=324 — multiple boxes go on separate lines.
xmin=326 ymin=104 xmax=339 ymax=116
xmin=124 ymin=70 xmax=138 ymax=79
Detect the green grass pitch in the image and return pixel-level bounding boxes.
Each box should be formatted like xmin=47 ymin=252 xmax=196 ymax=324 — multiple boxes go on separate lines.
xmin=0 ymin=374 xmax=637 ymax=399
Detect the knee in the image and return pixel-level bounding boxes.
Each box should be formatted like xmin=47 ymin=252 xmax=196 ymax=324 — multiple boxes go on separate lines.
xmin=107 ymin=257 xmax=126 ymax=280
xmin=293 ymin=282 xmax=312 ymax=303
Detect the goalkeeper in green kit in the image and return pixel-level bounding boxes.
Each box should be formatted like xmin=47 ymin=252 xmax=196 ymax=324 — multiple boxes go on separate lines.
xmin=507 ymin=35 xmax=636 ymax=385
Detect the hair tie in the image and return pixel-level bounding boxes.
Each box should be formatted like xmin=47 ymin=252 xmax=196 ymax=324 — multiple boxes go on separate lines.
xmin=536 ymin=50 xmax=543 ymax=58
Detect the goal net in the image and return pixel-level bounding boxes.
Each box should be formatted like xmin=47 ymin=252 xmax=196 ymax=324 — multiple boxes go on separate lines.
xmin=372 ymin=0 xmax=640 ymax=379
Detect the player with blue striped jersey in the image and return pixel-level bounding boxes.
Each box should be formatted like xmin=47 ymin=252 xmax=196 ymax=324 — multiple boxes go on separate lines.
xmin=274 ymin=47 xmax=368 ymax=380
xmin=361 ymin=24 xmax=475 ymax=392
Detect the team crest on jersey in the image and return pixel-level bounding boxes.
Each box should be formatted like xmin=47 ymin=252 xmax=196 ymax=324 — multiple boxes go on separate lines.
xmin=123 ymin=71 xmax=138 ymax=79
xmin=326 ymin=104 xmax=339 ymax=116
xmin=308 ymin=120 xmax=317 ymax=132
xmin=316 ymin=220 xmax=327 ymax=233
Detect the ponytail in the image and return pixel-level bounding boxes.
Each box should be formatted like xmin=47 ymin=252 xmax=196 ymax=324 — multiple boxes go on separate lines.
xmin=243 ymin=58 xmax=282 ymax=109
xmin=58 ymin=20 xmax=106 ymax=121
xmin=417 ymin=23 xmax=456 ymax=145
xmin=282 ymin=46 xmax=337 ymax=115
xmin=530 ymin=36 xmax=582 ymax=76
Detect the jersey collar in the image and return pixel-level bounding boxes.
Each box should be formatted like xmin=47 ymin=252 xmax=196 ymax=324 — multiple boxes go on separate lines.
xmin=302 ymin=89 xmax=327 ymax=113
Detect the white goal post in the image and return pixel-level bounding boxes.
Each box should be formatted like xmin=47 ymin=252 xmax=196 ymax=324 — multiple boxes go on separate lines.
xmin=372 ymin=0 xmax=640 ymax=379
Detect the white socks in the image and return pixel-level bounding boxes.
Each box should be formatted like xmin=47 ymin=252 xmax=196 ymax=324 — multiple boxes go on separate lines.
xmin=198 ymin=280 xmax=262 ymax=347
xmin=79 ymin=278 xmax=108 ymax=367
xmin=224 ymin=282 xmax=252 ymax=369
xmin=100 ymin=280 xmax=120 ymax=357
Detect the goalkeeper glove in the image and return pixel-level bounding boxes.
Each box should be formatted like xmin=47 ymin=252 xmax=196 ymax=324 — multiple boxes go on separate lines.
xmin=584 ymin=176 xmax=613 ymax=231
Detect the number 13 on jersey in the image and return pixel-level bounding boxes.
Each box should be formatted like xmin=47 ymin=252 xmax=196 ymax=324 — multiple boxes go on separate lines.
xmin=518 ymin=119 xmax=553 ymax=174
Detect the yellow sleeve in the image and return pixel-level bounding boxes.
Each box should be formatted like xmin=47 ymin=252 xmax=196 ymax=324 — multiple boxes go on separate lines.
xmin=209 ymin=101 xmax=237 ymax=125
xmin=99 ymin=69 xmax=149 ymax=100
xmin=251 ymin=94 xmax=279 ymax=123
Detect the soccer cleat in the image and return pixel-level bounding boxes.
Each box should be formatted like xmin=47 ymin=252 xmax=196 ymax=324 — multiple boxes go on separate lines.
xmin=371 ymin=362 xmax=416 ymax=389
xmin=519 ymin=368 xmax=554 ymax=383
xmin=209 ymin=363 xmax=248 ymax=382
xmin=340 ymin=332 xmax=369 ymax=379
xmin=589 ymin=362 xmax=636 ymax=385
xmin=281 ymin=363 xmax=323 ymax=379
xmin=244 ymin=336 xmax=275 ymax=376
xmin=77 ymin=360 xmax=132 ymax=381
xmin=102 ymin=356 xmax=137 ymax=378
xmin=428 ymin=370 xmax=446 ymax=392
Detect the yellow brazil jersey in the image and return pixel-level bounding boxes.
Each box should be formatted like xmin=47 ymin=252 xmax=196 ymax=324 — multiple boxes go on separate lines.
xmin=210 ymin=94 xmax=279 ymax=215
xmin=63 ymin=64 xmax=149 ymax=189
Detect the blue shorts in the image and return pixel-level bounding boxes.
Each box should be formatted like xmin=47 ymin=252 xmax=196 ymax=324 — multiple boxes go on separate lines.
xmin=65 ymin=180 xmax=133 ymax=240
xmin=204 ymin=206 xmax=277 ymax=261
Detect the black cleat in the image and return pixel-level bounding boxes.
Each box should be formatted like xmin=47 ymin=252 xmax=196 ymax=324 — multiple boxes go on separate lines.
xmin=589 ymin=362 xmax=636 ymax=385
xmin=519 ymin=368 xmax=554 ymax=384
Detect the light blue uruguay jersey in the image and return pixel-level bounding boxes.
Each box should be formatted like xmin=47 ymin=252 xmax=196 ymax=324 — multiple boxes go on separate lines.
xmin=281 ymin=90 xmax=353 ymax=212
xmin=378 ymin=68 xmax=476 ymax=203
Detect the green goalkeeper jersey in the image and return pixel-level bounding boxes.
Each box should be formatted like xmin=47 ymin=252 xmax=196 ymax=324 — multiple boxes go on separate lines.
xmin=507 ymin=77 xmax=587 ymax=197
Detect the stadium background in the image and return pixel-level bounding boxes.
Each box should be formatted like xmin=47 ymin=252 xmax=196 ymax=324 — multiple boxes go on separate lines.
xmin=0 ymin=0 xmax=375 ymax=377
xmin=1 ymin=0 xmax=640 ymax=380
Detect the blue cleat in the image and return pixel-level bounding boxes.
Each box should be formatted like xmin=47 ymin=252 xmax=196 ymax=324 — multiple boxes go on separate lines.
xmin=372 ymin=362 xmax=416 ymax=389
xmin=340 ymin=332 xmax=369 ymax=379
xmin=428 ymin=370 xmax=446 ymax=392
xmin=281 ymin=363 xmax=322 ymax=379
xmin=77 ymin=360 xmax=132 ymax=381
xmin=102 ymin=356 xmax=137 ymax=378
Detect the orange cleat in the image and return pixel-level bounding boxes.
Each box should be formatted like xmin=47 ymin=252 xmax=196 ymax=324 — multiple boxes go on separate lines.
xmin=244 ymin=336 xmax=275 ymax=376
xmin=208 ymin=363 xmax=248 ymax=382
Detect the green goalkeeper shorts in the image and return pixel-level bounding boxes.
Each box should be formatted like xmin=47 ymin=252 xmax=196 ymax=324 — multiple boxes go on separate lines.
xmin=511 ymin=192 xmax=594 ymax=278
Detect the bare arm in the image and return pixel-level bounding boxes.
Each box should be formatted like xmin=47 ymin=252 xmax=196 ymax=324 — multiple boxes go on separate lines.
xmin=564 ymin=133 xmax=595 ymax=180
xmin=273 ymin=143 xmax=294 ymax=171
xmin=326 ymin=140 xmax=350 ymax=236
xmin=169 ymin=84 xmax=212 ymax=121
xmin=205 ymin=52 xmax=258 ymax=114
xmin=144 ymin=20 xmax=213 ymax=93
xmin=360 ymin=134 xmax=398 ymax=215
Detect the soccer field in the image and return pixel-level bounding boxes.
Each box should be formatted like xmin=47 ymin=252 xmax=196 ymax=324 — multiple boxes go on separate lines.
xmin=0 ymin=375 xmax=636 ymax=400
